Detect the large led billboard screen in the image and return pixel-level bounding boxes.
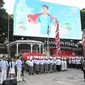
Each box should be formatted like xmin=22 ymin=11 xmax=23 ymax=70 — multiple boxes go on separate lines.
xmin=14 ymin=0 xmax=82 ymax=40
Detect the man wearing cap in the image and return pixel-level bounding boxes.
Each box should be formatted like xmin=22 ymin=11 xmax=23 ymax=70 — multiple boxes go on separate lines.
xmin=53 ymin=57 xmax=56 ymax=72
xmin=35 ymin=57 xmax=40 ymax=74
xmin=72 ymin=58 xmax=76 ymax=68
xmin=64 ymin=58 xmax=67 ymax=71
xmin=68 ymin=58 xmax=72 ymax=68
xmin=32 ymin=56 xmax=37 ymax=74
xmin=61 ymin=58 xmax=64 ymax=71
xmin=26 ymin=58 xmax=30 ymax=72
xmin=29 ymin=58 xmax=34 ymax=75
xmin=49 ymin=57 xmax=53 ymax=73
xmin=48 ymin=57 xmax=51 ymax=72
xmin=39 ymin=57 xmax=44 ymax=74
xmin=76 ymin=58 xmax=81 ymax=69
xmin=57 ymin=57 xmax=61 ymax=72
xmin=45 ymin=57 xmax=49 ymax=73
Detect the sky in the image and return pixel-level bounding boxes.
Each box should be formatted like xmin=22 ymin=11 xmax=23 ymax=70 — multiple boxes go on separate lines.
xmin=4 ymin=0 xmax=85 ymax=14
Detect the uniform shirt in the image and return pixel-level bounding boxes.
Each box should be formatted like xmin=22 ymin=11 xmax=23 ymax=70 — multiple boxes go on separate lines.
xmin=54 ymin=60 xmax=56 ymax=64
xmin=43 ymin=59 xmax=46 ymax=64
xmin=50 ymin=60 xmax=53 ymax=64
xmin=45 ymin=60 xmax=49 ymax=64
xmin=69 ymin=60 xmax=72 ymax=64
xmin=76 ymin=59 xmax=81 ymax=64
xmin=0 ymin=60 xmax=8 ymax=70
xmin=26 ymin=60 xmax=30 ymax=65
xmin=35 ymin=60 xmax=39 ymax=65
xmin=57 ymin=59 xmax=61 ymax=65
xmin=39 ymin=60 xmax=44 ymax=65
xmin=72 ymin=59 xmax=76 ymax=64
xmin=9 ymin=61 xmax=15 ymax=69
xmin=29 ymin=61 xmax=33 ymax=66
xmin=48 ymin=59 xmax=51 ymax=64
xmin=16 ymin=59 xmax=22 ymax=69
xmin=52 ymin=60 xmax=54 ymax=65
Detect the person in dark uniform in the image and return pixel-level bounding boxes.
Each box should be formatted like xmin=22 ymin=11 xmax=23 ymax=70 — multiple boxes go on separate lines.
xmin=21 ymin=57 xmax=25 ymax=76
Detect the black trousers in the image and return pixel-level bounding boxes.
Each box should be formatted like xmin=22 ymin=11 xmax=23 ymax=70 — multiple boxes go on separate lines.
xmin=83 ymin=70 xmax=85 ymax=79
xmin=57 ymin=65 xmax=61 ymax=71
xmin=22 ymin=67 xmax=24 ymax=76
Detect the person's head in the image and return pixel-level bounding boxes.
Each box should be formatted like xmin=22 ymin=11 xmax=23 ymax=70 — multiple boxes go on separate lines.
xmin=2 ymin=55 xmax=6 ymax=60
xmin=42 ymin=5 xmax=48 ymax=14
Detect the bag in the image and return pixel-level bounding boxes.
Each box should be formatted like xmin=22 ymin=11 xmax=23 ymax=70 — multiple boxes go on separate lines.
xmin=9 ymin=68 xmax=15 ymax=74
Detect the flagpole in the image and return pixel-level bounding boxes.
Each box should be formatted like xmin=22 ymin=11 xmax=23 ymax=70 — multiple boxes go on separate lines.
xmin=47 ymin=25 xmax=50 ymax=56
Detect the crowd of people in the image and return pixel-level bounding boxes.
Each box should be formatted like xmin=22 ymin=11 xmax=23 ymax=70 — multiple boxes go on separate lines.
xmin=25 ymin=56 xmax=67 ymax=75
xmin=0 ymin=55 xmax=85 ymax=84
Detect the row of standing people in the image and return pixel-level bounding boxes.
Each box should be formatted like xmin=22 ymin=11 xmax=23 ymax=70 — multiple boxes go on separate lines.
xmin=68 ymin=57 xmax=83 ymax=69
xmin=26 ymin=57 xmax=67 ymax=75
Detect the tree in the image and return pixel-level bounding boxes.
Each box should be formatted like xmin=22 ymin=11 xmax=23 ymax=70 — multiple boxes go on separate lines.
xmin=0 ymin=0 xmax=9 ymax=43
xmin=0 ymin=0 xmax=4 ymax=8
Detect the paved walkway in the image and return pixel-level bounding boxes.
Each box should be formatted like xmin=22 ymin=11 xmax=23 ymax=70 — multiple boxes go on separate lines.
xmin=18 ymin=69 xmax=85 ymax=85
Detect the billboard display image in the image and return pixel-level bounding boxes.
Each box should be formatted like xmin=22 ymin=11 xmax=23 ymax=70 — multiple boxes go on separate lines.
xmin=14 ymin=0 xmax=82 ymax=39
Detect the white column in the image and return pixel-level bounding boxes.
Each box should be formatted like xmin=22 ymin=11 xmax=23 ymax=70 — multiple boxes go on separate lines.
xmin=39 ymin=44 xmax=41 ymax=53
xmin=16 ymin=43 xmax=19 ymax=56
xmin=31 ymin=44 xmax=33 ymax=53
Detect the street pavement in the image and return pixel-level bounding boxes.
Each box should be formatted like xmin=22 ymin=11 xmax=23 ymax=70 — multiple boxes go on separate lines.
xmin=18 ymin=69 xmax=85 ymax=85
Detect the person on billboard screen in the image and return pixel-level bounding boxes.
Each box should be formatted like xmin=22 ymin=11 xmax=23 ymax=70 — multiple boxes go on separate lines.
xmin=27 ymin=5 xmax=57 ymax=35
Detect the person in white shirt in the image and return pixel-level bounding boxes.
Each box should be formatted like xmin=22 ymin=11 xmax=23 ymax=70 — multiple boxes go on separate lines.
xmin=32 ymin=57 xmax=37 ymax=73
xmin=39 ymin=58 xmax=44 ymax=74
xmin=45 ymin=58 xmax=49 ymax=73
xmin=26 ymin=59 xmax=30 ymax=72
xmin=48 ymin=58 xmax=51 ymax=72
xmin=76 ymin=58 xmax=81 ymax=69
xmin=61 ymin=58 xmax=64 ymax=71
xmin=68 ymin=58 xmax=72 ymax=68
xmin=72 ymin=58 xmax=76 ymax=68
xmin=53 ymin=58 xmax=56 ymax=72
xmin=49 ymin=58 xmax=53 ymax=73
xmin=57 ymin=58 xmax=61 ymax=72
xmin=16 ymin=56 xmax=22 ymax=81
xmin=29 ymin=59 xmax=34 ymax=75
xmin=35 ymin=58 xmax=39 ymax=74
xmin=64 ymin=58 xmax=67 ymax=71
xmin=0 ymin=56 xmax=8 ymax=84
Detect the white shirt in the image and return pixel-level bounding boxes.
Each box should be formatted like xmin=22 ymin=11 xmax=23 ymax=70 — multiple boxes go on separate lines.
xmin=76 ymin=59 xmax=81 ymax=64
xmin=0 ymin=60 xmax=8 ymax=70
xmin=69 ymin=60 xmax=72 ymax=64
xmin=52 ymin=60 xmax=54 ymax=65
xmin=54 ymin=60 xmax=56 ymax=64
xmin=35 ymin=60 xmax=39 ymax=65
xmin=48 ymin=59 xmax=51 ymax=64
xmin=29 ymin=60 xmax=33 ymax=66
xmin=57 ymin=59 xmax=61 ymax=65
xmin=26 ymin=60 xmax=30 ymax=65
xmin=39 ymin=60 xmax=43 ymax=65
xmin=72 ymin=59 xmax=76 ymax=64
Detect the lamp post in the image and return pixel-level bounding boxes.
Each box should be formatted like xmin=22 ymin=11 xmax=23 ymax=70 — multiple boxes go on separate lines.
xmin=7 ymin=14 xmax=10 ymax=58
xmin=6 ymin=10 xmax=11 ymax=58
